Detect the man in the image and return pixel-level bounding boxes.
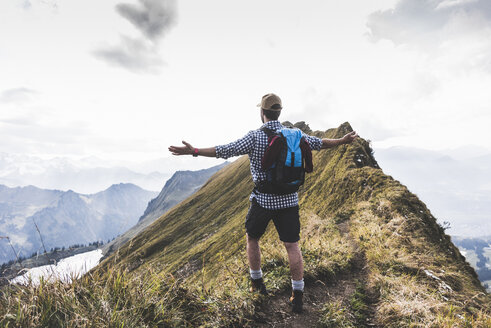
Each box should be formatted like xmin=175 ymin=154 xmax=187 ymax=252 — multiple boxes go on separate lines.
xmin=168 ymin=93 xmax=358 ymax=313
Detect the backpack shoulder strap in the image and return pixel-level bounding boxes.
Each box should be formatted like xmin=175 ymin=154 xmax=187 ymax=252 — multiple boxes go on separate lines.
xmin=300 ymin=137 xmax=314 ymax=173
xmin=261 ymin=133 xmax=284 ymax=170
xmin=260 ymin=127 xmax=276 ymax=138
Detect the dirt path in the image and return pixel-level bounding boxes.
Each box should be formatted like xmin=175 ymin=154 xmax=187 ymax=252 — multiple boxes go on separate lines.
xmin=253 ymin=221 xmax=379 ymax=328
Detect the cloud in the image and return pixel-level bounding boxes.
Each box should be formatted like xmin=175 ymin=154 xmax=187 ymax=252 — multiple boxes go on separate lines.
xmin=93 ymin=0 xmax=176 ymax=73
xmin=351 ymin=118 xmax=402 ymax=142
xmin=21 ymin=0 xmax=31 ymax=9
xmin=0 ymin=117 xmax=38 ymax=126
xmin=116 ymin=0 xmax=176 ymax=42
xmin=367 ymin=0 xmax=491 ymax=46
xmin=366 ymin=0 xmax=491 ymax=72
xmin=0 ymin=88 xmax=36 ymax=104
xmin=20 ymin=0 xmax=58 ymax=10
xmin=0 ymin=118 xmax=91 ymax=155
xmin=92 ymin=36 xmax=163 ymax=73
xmin=287 ymin=87 xmax=334 ymax=129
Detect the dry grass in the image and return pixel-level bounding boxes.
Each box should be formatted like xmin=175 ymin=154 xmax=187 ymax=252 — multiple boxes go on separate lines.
xmin=1 ymin=266 xmax=214 ymax=327
xmin=349 ymin=195 xmax=491 ymax=327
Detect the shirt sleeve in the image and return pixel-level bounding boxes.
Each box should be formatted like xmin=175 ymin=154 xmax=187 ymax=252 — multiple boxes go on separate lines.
xmin=301 ymin=132 xmax=323 ymax=151
xmin=215 ymin=130 xmax=255 ymax=159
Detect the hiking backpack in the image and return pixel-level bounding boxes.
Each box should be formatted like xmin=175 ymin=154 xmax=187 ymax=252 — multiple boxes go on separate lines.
xmin=255 ymin=127 xmax=313 ymax=195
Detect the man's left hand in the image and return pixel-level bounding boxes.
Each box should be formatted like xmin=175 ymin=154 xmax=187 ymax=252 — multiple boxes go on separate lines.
xmin=342 ymin=131 xmax=359 ymax=144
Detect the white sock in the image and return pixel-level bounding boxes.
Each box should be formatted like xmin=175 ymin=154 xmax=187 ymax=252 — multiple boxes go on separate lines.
xmin=250 ymin=268 xmax=262 ymax=280
xmin=292 ymin=278 xmax=304 ymax=291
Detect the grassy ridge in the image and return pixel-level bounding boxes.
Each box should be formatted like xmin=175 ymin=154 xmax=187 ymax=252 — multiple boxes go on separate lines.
xmin=1 ymin=122 xmax=490 ymax=327
xmin=98 ymin=155 xmax=254 ymax=282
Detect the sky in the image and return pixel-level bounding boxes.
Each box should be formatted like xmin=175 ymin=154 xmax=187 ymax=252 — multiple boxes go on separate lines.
xmin=1 ymin=0 xmax=491 ymax=165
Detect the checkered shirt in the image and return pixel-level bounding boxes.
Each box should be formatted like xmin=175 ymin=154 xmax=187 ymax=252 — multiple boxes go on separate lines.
xmin=215 ymin=120 xmax=323 ymax=209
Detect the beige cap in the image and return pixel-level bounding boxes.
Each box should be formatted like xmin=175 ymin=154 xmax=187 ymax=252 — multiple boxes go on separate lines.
xmin=257 ymin=93 xmax=282 ymax=111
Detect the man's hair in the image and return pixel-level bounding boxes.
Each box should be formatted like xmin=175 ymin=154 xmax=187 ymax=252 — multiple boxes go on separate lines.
xmin=263 ymin=109 xmax=281 ymax=120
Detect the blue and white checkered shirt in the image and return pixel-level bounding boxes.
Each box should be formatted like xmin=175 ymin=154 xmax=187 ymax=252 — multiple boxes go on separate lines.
xmin=215 ymin=120 xmax=323 ymax=209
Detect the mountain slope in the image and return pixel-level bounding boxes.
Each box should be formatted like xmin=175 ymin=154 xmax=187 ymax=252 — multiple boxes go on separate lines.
xmin=95 ymin=122 xmax=490 ymax=327
xmin=2 ymin=122 xmax=489 ymax=328
xmin=373 ymin=146 xmax=491 ymax=237
xmin=138 ymin=163 xmax=229 ymax=224
xmin=100 ymin=163 xmax=228 ymax=257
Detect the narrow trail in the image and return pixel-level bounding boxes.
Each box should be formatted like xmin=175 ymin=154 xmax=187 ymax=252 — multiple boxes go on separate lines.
xmin=253 ymin=221 xmax=379 ymax=328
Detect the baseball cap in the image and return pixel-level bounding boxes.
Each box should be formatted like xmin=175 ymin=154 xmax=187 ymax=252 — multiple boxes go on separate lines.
xmin=257 ymin=93 xmax=282 ymax=111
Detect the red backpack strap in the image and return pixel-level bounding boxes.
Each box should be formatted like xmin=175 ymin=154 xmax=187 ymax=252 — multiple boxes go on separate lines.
xmin=261 ymin=136 xmax=284 ymax=170
xmin=260 ymin=127 xmax=276 ymax=139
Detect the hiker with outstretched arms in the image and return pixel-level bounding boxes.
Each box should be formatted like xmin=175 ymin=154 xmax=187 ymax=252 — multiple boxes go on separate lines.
xmin=168 ymin=93 xmax=358 ymax=313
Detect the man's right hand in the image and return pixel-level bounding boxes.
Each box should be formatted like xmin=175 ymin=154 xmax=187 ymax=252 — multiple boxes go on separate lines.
xmin=168 ymin=141 xmax=194 ymax=156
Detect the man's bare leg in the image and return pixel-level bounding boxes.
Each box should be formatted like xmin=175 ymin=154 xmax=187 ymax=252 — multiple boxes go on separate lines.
xmin=247 ymin=233 xmax=268 ymax=294
xmin=247 ymin=233 xmax=261 ymax=271
xmin=284 ymin=241 xmax=303 ymax=281
xmin=285 ymin=241 xmax=304 ymax=312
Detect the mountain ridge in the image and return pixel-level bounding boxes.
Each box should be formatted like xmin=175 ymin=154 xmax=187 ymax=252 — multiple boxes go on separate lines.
xmin=138 ymin=164 xmax=229 ymax=223
xmin=93 ymin=121 xmax=490 ymax=326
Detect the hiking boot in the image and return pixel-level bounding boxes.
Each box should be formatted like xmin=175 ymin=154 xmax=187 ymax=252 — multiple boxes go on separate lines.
xmin=250 ymin=277 xmax=268 ymax=295
xmin=290 ymin=289 xmax=303 ymax=313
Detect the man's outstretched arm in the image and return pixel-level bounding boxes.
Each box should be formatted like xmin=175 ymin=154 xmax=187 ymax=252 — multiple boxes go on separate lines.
xmin=169 ymin=130 xmax=254 ymax=159
xmin=168 ymin=141 xmax=216 ymax=157
xmin=321 ymin=131 xmax=358 ymax=149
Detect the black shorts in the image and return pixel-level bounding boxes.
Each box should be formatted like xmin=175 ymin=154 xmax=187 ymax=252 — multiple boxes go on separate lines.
xmin=245 ymin=198 xmax=300 ymax=243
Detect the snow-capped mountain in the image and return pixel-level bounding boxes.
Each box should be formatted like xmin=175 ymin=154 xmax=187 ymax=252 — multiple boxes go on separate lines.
xmin=0 ymin=184 xmax=157 ymax=265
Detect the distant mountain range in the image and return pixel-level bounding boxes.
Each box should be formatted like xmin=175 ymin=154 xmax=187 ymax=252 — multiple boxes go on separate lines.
xmin=2 ymin=146 xmax=489 ymax=238
xmin=452 ymin=236 xmax=491 ymax=292
xmin=0 ymin=183 xmax=157 ymax=265
xmin=101 ymin=163 xmax=228 ymax=257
